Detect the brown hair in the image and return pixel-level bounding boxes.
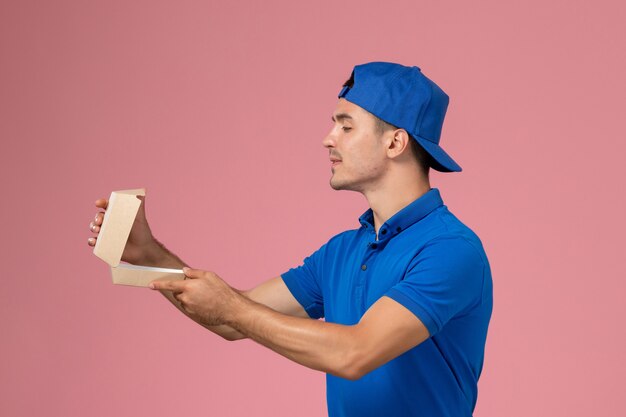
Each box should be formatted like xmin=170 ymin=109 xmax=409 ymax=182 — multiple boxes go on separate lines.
xmin=374 ymin=117 xmax=431 ymax=176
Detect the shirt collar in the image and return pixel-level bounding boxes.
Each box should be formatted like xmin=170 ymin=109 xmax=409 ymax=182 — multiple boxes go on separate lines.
xmin=358 ymin=188 xmax=444 ymax=241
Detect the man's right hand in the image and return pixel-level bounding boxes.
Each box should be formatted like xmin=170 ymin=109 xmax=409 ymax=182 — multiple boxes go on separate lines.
xmin=87 ymin=195 xmax=159 ymax=266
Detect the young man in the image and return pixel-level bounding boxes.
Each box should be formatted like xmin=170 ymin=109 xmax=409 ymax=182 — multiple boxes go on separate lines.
xmin=88 ymin=62 xmax=493 ymax=417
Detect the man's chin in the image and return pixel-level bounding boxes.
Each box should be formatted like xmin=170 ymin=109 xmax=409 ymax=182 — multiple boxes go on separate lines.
xmin=329 ymin=178 xmax=342 ymax=190
xmin=329 ymin=178 xmax=350 ymax=191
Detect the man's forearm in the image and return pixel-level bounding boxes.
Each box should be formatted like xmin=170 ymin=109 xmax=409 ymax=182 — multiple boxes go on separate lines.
xmin=225 ymin=295 xmax=360 ymax=379
xmin=143 ymin=238 xmax=247 ymax=341
xmin=141 ymin=237 xmax=188 ymax=269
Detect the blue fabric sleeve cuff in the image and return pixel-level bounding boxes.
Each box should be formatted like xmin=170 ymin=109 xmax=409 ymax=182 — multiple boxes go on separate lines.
xmin=280 ymin=270 xmax=324 ymax=319
xmin=385 ymin=288 xmax=440 ymax=336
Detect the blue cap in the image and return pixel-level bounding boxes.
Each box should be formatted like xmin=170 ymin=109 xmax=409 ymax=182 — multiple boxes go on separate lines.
xmin=338 ymin=62 xmax=462 ymax=172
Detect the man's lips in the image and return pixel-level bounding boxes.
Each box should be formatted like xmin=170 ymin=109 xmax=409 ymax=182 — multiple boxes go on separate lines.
xmin=330 ymin=158 xmax=342 ymax=167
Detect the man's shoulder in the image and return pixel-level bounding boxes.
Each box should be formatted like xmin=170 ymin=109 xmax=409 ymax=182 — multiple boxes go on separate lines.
xmin=430 ymin=205 xmax=483 ymax=238
xmin=418 ymin=206 xmax=490 ymax=262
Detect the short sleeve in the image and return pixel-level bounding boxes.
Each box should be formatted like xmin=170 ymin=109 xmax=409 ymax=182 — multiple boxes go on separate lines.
xmin=384 ymin=237 xmax=485 ymax=337
xmin=280 ymin=242 xmax=327 ymax=319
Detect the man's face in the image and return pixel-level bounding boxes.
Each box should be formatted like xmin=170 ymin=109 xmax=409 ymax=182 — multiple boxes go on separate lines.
xmin=323 ymin=98 xmax=389 ymax=192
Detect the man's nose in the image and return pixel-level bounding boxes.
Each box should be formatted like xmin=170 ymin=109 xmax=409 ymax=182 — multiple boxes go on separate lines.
xmin=322 ymin=130 xmax=336 ymax=149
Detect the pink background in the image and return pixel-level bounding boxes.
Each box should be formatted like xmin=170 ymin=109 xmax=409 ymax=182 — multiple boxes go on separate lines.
xmin=1 ymin=1 xmax=625 ymax=416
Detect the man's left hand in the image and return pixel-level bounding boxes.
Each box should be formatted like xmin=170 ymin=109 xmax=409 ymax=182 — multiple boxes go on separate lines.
xmin=149 ymin=267 xmax=242 ymax=326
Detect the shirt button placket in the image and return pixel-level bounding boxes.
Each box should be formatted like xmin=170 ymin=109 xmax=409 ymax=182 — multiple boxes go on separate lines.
xmin=358 ymin=237 xmax=381 ymax=309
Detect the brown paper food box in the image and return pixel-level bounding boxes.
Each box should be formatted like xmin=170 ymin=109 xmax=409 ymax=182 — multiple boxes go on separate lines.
xmin=93 ymin=188 xmax=185 ymax=287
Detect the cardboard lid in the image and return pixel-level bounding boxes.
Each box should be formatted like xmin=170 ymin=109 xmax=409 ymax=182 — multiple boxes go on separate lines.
xmin=110 ymin=263 xmax=185 ymax=287
xmin=93 ymin=188 xmax=146 ymax=267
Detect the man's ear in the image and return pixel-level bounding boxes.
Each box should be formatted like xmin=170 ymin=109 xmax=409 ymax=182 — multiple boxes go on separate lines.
xmin=387 ymin=129 xmax=411 ymax=159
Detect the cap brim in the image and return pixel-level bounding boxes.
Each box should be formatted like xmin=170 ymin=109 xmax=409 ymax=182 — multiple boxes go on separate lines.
xmin=413 ymin=136 xmax=462 ymax=172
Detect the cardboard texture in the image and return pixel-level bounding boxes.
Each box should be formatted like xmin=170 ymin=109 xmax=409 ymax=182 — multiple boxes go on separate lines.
xmin=93 ymin=188 xmax=184 ymax=287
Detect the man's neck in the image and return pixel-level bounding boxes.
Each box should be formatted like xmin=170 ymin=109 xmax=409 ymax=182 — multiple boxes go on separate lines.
xmin=364 ymin=176 xmax=431 ymax=240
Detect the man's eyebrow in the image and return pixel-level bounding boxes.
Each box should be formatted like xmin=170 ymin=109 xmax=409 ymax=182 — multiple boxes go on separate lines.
xmin=331 ymin=113 xmax=353 ymax=122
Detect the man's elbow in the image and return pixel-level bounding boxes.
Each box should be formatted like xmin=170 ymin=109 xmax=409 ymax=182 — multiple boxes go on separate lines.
xmin=337 ymin=366 xmax=365 ymax=381
xmin=333 ymin=346 xmax=368 ymax=381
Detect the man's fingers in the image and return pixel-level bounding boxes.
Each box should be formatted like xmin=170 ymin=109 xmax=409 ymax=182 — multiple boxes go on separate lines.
xmin=89 ymin=220 xmax=100 ymax=233
xmin=88 ymin=199 xmax=107 ymax=248
xmin=149 ymin=279 xmax=186 ymax=292
xmin=95 ymin=198 xmax=108 ymax=209
xmin=94 ymin=212 xmax=105 ymax=226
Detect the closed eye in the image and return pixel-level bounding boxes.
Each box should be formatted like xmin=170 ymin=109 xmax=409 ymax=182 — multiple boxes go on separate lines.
xmin=342 ymin=127 xmax=352 ymax=132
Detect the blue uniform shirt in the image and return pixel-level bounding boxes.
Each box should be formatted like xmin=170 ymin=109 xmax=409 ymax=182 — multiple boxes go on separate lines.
xmin=280 ymin=188 xmax=493 ymax=417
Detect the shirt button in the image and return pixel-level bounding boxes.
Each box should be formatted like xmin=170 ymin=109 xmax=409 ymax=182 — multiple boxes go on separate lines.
xmin=396 ymin=227 xmax=402 ymax=232
xmin=381 ymin=229 xmax=387 ymax=235
xmin=371 ymin=243 xmax=378 ymax=249
xmin=361 ymin=264 xmax=367 ymax=271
